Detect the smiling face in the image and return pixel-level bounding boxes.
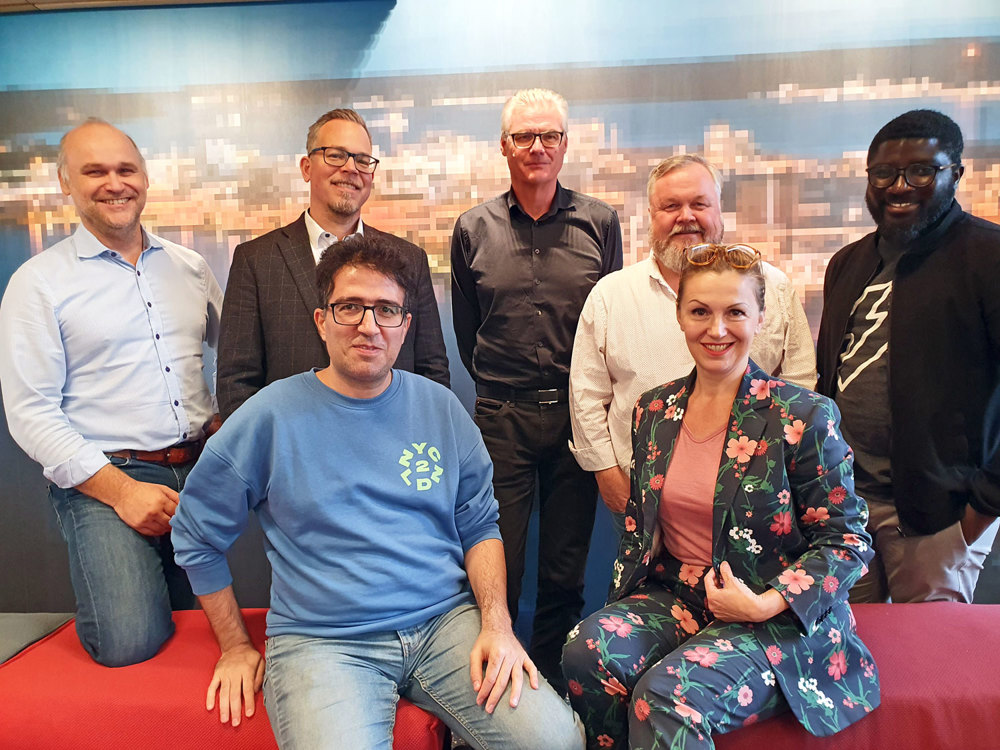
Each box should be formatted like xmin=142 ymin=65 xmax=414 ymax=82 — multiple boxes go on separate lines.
xmin=501 ymin=102 xmax=567 ymax=192
xmin=301 ymin=119 xmax=374 ymax=230
xmin=648 ymin=164 xmax=724 ymax=274
xmin=865 ymin=137 xmax=961 ymax=244
xmin=58 ymin=122 xmax=148 ymax=249
xmin=676 ymin=269 xmax=764 ymax=383
xmin=313 ymin=264 xmax=411 ymax=399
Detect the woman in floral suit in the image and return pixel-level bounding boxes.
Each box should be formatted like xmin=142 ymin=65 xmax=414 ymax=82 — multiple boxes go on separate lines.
xmin=562 ymin=244 xmax=879 ymax=749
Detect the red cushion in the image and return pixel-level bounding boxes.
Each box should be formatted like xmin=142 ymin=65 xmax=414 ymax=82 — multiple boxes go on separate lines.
xmin=715 ymin=602 xmax=1000 ymax=749
xmin=0 ymin=608 xmax=446 ymax=749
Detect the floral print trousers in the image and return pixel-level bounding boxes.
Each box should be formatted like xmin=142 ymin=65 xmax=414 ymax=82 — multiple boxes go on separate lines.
xmin=562 ymin=569 xmax=789 ymax=750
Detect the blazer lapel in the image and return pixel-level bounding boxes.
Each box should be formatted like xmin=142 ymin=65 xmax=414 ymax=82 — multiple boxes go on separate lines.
xmin=278 ymin=213 xmax=321 ymax=318
xmin=712 ymin=364 xmax=773 ymax=563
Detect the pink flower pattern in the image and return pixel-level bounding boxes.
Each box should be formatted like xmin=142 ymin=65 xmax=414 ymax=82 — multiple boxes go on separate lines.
xmin=564 ymin=374 xmax=877 ymax=746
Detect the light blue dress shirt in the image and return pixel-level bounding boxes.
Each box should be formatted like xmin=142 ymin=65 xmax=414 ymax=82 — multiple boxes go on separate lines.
xmin=0 ymin=224 xmax=223 ymax=489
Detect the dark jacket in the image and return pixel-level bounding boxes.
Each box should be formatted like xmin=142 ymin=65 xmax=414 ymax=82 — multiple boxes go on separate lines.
xmin=616 ymin=363 xmax=879 ymax=736
xmin=217 ymin=213 xmax=450 ymax=420
xmin=816 ymin=202 xmax=1000 ymax=534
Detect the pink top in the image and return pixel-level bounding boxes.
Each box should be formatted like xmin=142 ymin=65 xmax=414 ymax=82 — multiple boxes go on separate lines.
xmin=658 ymin=421 xmax=727 ymax=566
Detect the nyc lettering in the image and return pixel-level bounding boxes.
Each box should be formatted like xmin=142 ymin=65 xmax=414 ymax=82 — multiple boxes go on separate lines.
xmin=399 ymin=442 xmax=444 ymax=490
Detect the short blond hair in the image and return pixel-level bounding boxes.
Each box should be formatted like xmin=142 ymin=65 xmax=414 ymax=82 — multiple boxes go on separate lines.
xmin=306 ymin=109 xmax=371 ymax=152
xmin=500 ymin=88 xmax=568 ymax=137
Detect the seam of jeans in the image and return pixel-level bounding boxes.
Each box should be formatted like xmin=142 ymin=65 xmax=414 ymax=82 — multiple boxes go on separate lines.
xmin=410 ymin=668 xmax=486 ymax=749
xmin=66 ymin=496 xmax=102 ymax=658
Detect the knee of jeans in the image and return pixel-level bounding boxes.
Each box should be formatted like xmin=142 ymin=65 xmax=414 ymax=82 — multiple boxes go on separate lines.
xmin=85 ymin=612 xmax=174 ymax=667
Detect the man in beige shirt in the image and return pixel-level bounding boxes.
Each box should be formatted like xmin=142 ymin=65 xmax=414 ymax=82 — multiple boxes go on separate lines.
xmin=569 ymin=154 xmax=816 ymax=529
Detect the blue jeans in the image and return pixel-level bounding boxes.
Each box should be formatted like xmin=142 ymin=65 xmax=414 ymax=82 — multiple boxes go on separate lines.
xmin=48 ymin=456 xmax=195 ymax=667
xmin=264 ymin=603 xmax=584 ymax=750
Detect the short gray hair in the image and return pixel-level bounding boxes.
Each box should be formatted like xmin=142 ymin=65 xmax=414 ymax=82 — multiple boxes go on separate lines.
xmin=57 ymin=118 xmax=146 ymax=183
xmin=647 ymin=154 xmax=722 ymax=204
xmin=501 ymin=88 xmax=568 ymax=137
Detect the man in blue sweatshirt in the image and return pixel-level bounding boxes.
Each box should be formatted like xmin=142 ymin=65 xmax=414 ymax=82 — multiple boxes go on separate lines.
xmin=171 ymin=234 xmax=582 ymax=749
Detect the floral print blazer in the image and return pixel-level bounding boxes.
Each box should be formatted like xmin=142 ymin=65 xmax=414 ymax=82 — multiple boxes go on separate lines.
xmin=612 ymin=362 xmax=881 ymax=736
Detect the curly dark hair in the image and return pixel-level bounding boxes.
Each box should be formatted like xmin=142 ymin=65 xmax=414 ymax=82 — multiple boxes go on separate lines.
xmin=867 ymin=109 xmax=964 ymax=164
xmin=315 ymin=234 xmax=413 ymax=309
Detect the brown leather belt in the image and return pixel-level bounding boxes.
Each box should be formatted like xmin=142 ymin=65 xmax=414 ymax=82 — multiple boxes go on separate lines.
xmin=106 ymin=440 xmax=203 ymax=466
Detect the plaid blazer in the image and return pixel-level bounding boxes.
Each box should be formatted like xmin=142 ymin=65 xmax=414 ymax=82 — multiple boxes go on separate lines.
xmin=217 ymin=213 xmax=449 ymax=419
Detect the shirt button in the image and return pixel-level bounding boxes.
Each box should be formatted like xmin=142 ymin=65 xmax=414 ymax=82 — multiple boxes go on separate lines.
xmin=182 ymin=432 xmax=188 ymax=439
xmin=534 ymin=279 xmax=540 ymax=285
xmin=537 ymin=310 xmax=542 ymax=316
xmin=533 ymin=248 xmax=540 ymax=255
xmin=136 ymin=270 xmax=141 ymax=276
xmin=155 ymin=333 xmax=160 ymax=339
xmin=165 ymin=366 xmax=171 ymax=372
xmin=147 ymin=302 xmax=152 ymax=308
xmin=174 ymin=400 xmax=179 ymax=406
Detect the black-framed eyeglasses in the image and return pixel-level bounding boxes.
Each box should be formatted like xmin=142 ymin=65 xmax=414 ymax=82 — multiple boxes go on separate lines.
xmin=328 ymin=302 xmax=407 ymax=327
xmin=507 ymin=131 xmax=564 ymax=149
xmin=685 ymin=243 xmax=761 ymax=269
xmin=866 ymin=162 xmax=957 ymax=189
xmin=308 ymin=146 xmax=380 ymax=174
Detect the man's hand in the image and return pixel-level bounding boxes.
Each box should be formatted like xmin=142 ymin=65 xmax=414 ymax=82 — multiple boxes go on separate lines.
xmin=112 ymin=482 xmax=180 ymax=536
xmin=595 ymin=466 xmax=630 ymax=514
xmin=206 ymin=642 xmax=265 ymax=727
xmin=704 ymin=562 xmax=789 ymax=623
xmin=469 ymin=626 xmax=539 ymax=714
xmin=960 ymin=504 xmax=996 ymax=545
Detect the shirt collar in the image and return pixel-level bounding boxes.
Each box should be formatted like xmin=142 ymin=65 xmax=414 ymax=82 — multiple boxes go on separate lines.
xmin=644 ymin=251 xmax=677 ymax=298
xmin=304 ymin=209 xmax=364 ymax=257
xmin=73 ymin=223 xmax=158 ymax=259
xmin=506 ymin=181 xmax=573 ymax=220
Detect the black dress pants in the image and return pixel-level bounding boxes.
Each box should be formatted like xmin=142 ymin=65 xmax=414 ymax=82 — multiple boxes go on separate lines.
xmin=473 ymin=396 xmax=598 ymax=691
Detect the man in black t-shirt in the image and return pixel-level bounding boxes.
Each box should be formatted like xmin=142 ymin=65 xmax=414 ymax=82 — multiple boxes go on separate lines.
xmin=817 ymin=109 xmax=1000 ymax=603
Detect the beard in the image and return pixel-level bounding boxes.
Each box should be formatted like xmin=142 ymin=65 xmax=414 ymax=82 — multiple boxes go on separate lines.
xmin=650 ymin=220 xmax=723 ymax=273
xmin=866 ymin=184 xmax=956 ymax=245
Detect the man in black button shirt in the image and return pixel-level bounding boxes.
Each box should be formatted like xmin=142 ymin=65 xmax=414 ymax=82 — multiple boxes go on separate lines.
xmin=817 ymin=109 xmax=1000 ymax=603
xmin=451 ymin=88 xmax=623 ymax=688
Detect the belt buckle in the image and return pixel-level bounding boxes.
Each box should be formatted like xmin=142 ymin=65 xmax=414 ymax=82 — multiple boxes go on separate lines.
xmin=538 ymin=388 xmax=559 ymax=405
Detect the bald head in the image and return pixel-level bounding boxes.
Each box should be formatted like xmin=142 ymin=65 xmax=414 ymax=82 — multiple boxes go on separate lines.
xmin=57 ymin=119 xmax=146 ymax=183
xmin=57 ymin=119 xmax=149 ymax=253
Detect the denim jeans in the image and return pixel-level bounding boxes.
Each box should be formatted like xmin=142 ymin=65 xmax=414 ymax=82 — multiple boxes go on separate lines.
xmin=263 ymin=603 xmax=584 ymax=750
xmin=48 ymin=455 xmax=195 ymax=666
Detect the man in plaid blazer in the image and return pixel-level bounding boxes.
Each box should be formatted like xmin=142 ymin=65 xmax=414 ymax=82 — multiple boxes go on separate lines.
xmin=217 ymin=108 xmax=449 ymax=420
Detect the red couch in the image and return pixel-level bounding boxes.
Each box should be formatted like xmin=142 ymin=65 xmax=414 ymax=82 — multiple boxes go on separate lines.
xmin=715 ymin=602 xmax=1000 ymax=749
xmin=0 ymin=608 xmax=447 ymax=749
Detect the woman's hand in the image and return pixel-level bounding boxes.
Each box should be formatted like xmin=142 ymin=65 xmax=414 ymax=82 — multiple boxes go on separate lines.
xmin=704 ymin=561 xmax=789 ymax=623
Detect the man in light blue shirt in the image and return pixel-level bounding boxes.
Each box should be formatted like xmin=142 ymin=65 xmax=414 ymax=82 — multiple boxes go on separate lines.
xmin=0 ymin=119 xmax=223 ymax=666
xmin=171 ymin=234 xmax=582 ymax=750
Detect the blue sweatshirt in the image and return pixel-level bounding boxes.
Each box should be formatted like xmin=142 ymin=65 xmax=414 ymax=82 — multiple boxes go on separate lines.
xmin=171 ymin=370 xmax=500 ymax=637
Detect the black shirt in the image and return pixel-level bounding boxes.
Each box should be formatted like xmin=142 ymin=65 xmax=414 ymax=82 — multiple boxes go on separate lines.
xmin=450 ymin=183 xmax=623 ymax=389
xmin=834 ymin=238 xmax=904 ymax=506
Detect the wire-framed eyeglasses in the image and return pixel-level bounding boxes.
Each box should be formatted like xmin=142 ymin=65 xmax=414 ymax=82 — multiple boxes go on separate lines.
xmin=328 ymin=302 xmax=407 ymax=327
xmin=685 ymin=243 xmax=761 ymax=269
xmin=308 ymin=146 xmax=380 ymax=174
xmin=866 ymin=162 xmax=957 ymax=189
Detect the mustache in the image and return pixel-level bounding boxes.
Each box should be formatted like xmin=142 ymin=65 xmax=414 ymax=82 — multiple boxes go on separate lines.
xmin=669 ymin=221 xmax=702 ymax=236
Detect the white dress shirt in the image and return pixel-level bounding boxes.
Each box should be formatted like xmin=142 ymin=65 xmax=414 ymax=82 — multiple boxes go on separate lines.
xmin=304 ymin=210 xmax=363 ymax=263
xmin=0 ymin=224 xmax=223 ymax=488
xmin=569 ymin=253 xmax=816 ymax=473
